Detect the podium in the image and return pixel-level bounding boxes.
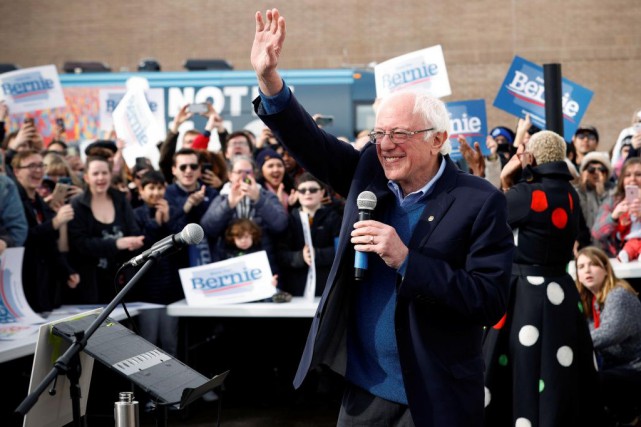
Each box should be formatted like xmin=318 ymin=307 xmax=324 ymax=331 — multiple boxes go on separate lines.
xmin=51 ymin=312 xmax=227 ymax=408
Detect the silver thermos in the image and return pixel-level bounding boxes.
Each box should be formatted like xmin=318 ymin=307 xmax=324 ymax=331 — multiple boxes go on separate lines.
xmin=114 ymin=391 xmax=139 ymax=427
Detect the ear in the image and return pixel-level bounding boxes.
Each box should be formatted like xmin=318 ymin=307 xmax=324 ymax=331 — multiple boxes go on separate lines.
xmin=430 ymin=130 xmax=448 ymax=154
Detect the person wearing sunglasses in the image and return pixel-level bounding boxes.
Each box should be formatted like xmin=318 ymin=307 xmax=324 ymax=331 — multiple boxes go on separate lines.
xmin=276 ymin=172 xmax=341 ymax=298
xmin=576 ymin=152 xmax=615 ymax=233
xmin=571 ymin=125 xmax=600 ymax=174
xmin=164 ymin=148 xmax=219 ymax=265
xmin=251 ymin=9 xmax=513 ymax=426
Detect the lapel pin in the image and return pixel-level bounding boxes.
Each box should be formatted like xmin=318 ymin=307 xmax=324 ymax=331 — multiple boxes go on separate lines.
xmin=428 ymin=215 xmax=434 ymax=222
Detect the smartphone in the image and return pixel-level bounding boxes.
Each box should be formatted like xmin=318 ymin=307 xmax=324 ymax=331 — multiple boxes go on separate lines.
xmin=56 ymin=118 xmax=65 ymax=132
xmin=634 ymin=123 xmax=641 ymax=134
xmin=625 ymin=185 xmax=639 ymax=203
xmin=314 ymin=115 xmax=334 ymax=127
xmin=187 ymin=103 xmax=209 ymax=114
xmin=57 ymin=176 xmax=73 ymax=185
xmin=202 ymin=162 xmax=213 ymax=171
xmin=23 ymin=117 xmax=34 ymax=125
xmin=50 ymin=183 xmax=70 ymax=205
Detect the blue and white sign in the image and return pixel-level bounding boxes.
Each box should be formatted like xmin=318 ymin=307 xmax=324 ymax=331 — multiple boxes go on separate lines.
xmin=375 ymin=45 xmax=451 ymax=98
xmin=111 ymin=88 xmax=163 ymax=169
xmin=446 ymin=99 xmax=488 ymax=161
xmin=179 ymin=251 xmax=275 ymax=306
xmin=0 ymin=65 xmax=66 ymax=114
xmin=493 ymin=56 xmax=593 ymax=141
xmin=99 ymin=87 xmax=165 ymax=134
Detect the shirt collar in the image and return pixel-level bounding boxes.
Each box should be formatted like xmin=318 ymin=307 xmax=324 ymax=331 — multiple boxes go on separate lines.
xmin=387 ymin=155 xmax=446 ymax=207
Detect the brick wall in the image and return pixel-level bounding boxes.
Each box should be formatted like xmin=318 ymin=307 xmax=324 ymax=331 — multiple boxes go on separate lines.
xmin=1 ymin=0 xmax=641 ymax=149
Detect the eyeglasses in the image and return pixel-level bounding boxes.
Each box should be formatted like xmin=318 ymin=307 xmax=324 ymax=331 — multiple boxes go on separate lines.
xmin=297 ymin=187 xmax=321 ymax=194
xmin=368 ymin=128 xmax=435 ymax=144
xmin=17 ymin=162 xmax=45 ymax=171
xmin=232 ymin=169 xmax=253 ymax=175
xmin=229 ymin=140 xmax=249 ymax=147
xmin=587 ymin=166 xmax=607 ymax=174
xmin=178 ymin=163 xmax=200 ymax=172
xmin=576 ymin=133 xmax=597 ymax=142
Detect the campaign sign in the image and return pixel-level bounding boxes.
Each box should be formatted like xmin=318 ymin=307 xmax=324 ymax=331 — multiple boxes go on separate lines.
xmin=112 ymin=89 xmax=163 ymax=169
xmin=446 ymin=99 xmax=488 ymax=161
xmin=375 ymin=45 xmax=451 ymax=98
xmin=179 ymin=251 xmax=275 ymax=306
xmin=99 ymin=88 xmax=165 ymax=134
xmin=493 ymin=56 xmax=593 ymax=141
xmin=0 ymin=65 xmax=66 ymax=114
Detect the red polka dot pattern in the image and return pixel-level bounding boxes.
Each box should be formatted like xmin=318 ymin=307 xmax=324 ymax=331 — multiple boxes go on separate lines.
xmin=551 ymin=208 xmax=568 ymax=229
xmin=568 ymin=193 xmax=574 ymax=212
xmin=493 ymin=313 xmax=507 ymax=330
xmin=531 ymin=190 xmax=548 ymax=212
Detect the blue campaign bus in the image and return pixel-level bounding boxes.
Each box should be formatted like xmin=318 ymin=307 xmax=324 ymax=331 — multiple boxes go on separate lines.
xmin=37 ymin=68 xmax=377 ymax=143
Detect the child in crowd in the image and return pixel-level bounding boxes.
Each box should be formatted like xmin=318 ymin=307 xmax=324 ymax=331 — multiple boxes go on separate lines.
xmin=221 ymin=218 xmax=263 ymax=259
xmin=276 ymin=172 xmax=341 ymax=297
xmin=132 ymin=170 xmax=183 ymax=357
xmin=222 ymin=218 xmax=281 ymax=290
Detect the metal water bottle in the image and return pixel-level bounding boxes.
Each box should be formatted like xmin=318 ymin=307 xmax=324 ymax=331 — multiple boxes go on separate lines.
xmin=114 ymin=391 xmax=139 ymax=427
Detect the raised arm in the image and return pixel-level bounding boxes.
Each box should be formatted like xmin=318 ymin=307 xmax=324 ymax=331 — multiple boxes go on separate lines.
xmin=251 ymin=9 xmax=287 ymax=96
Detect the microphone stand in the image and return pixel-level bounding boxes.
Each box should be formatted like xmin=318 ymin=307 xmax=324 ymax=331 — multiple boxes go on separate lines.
xmin=15 ymin=254 xmax=159 ymax=426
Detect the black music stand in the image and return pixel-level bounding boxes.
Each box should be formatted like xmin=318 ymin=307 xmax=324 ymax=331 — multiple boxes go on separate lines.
xmin=16 ymin=255 xmax=227 ymax=426
xmin=52 ymin=313 xmax=227 ymax=419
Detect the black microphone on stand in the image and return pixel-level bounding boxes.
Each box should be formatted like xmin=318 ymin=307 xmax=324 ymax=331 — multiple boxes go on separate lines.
xmin=354 ymin=191 xmax=377 ymax=281
xmin=125 ymin=223 xmax=204 ymax=267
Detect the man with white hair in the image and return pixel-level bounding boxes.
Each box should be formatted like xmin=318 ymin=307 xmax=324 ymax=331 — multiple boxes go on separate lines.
xmin=249 ymin=9 xmax=513 ymax=426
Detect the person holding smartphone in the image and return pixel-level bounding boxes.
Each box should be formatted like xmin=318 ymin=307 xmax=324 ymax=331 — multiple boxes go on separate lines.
xmin=200 ymin=155 xmax=288 ymax=275
xmin=593 ymin=157 xmax=641 ymax=260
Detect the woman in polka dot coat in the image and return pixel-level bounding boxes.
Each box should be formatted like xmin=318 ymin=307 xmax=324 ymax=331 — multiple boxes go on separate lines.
xmin=483 ymin=131 xmax=603 ymax=426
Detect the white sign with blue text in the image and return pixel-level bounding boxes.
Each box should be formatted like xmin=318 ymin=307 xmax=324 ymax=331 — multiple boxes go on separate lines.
xmin=375 ymin=45 xmax=451 ymax=99
xmin=493 ymin=56 xmax=593 ymax=141
xmin=446 ymin=99 xmax=488 ymax=161
xmin=0 ymin=65 xmax=66 ymax=114
xmin=99 ymin=88 xmax=166 ymax=134
xmin=111 ymin=88 xmax=163 ymax=169
xmin=179 ymin=251 xmax=275 ymax=306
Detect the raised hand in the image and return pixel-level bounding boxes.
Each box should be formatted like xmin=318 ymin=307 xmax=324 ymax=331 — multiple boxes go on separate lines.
xmin=171 ymin=104 xmax=194 ymax=133
xmin=251 ymin=8 xmax=287 ymax=96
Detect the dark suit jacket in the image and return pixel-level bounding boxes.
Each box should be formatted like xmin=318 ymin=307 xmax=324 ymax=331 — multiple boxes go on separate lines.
xmin=255 ymin=94 xmax=514 ymax=427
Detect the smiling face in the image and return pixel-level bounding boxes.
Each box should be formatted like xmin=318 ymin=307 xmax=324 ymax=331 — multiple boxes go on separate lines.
xmin=84 ymin=157 xmax=112 ymax=195
xmin=374 ymin=92 xmax=445 ymax=195
xmin=140 ymin=182 xmax=166 ymax=207
xmin=261 ymin=158 xmax=285 ymax=187
xmin=225 ymin=136 xmax=252 ymax=160
xmin=14 ymin=153 xmax=45 ymax=196
xmin=172 ymin=153 xmax=201 ymax=190
xmin=622 ymin=162 xmax=641 ymax=188
xmin=576 ymin=254 xmax=607 ymax=295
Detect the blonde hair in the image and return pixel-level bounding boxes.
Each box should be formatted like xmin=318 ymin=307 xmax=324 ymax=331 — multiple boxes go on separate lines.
xmin=526 ymin=130 xmax=567 ymax=165
xmin=575 ymin=246 xmax=637 ymax=318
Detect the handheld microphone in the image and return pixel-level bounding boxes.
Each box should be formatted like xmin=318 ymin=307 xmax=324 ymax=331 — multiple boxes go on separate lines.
xmin=126 ymin=223 xmax=204 ymax=267
xmin=354 ymin=191 xmax=377 ymax=281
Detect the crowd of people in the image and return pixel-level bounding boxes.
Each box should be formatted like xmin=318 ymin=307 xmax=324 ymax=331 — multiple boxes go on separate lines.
xmin=2 ymin=9 xmax=641 ymax=423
